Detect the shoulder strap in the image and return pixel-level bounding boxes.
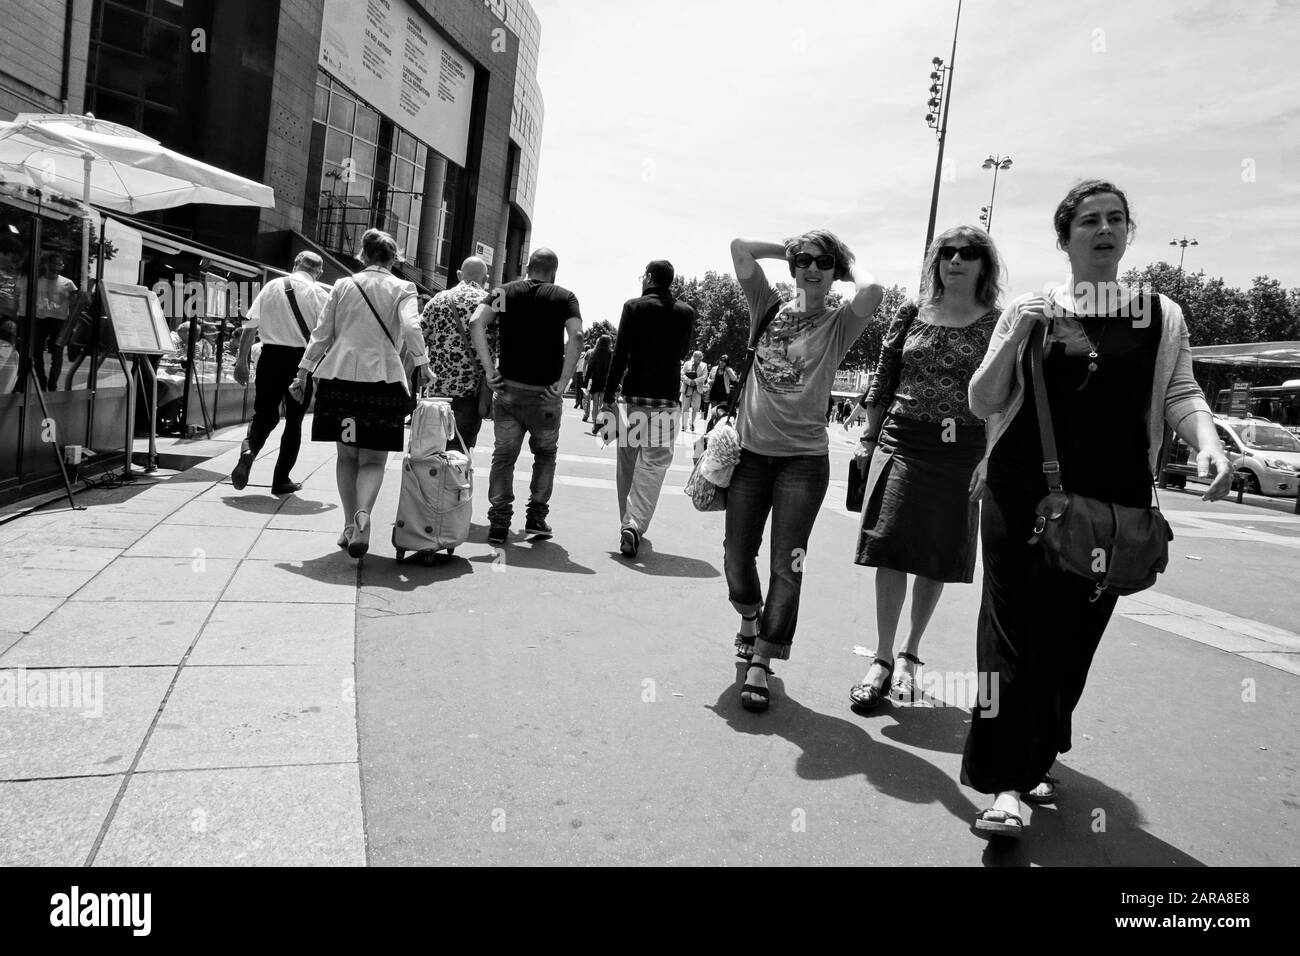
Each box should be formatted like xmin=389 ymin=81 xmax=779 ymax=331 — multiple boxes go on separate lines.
xmin=724 ymin=298 xmax=782 ymax=419
xmin=282 ymin=277 xmax=312 ymax=345
xmin=1029 ymin=321 xmax=1064 ymax=493
xmin=350 ymin=276 xmax=400 ymax=357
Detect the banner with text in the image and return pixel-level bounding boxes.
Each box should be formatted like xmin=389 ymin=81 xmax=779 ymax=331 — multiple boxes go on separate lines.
xmin=319 ymin=0 xmax=473 ymax=167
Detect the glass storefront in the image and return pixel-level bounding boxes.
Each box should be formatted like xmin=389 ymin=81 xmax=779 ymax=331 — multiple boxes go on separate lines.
xmin=312 ymin=70 xmax=462 ymax=287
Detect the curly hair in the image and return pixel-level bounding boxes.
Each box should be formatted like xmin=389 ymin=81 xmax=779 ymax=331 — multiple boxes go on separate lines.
xmin=783 ymin=229 xmax=855 ymax=281
xmin=1052 ymin=179 xmax=1135 ymax=250
xmin=919 ymin=225 xmax=1004 ymax=310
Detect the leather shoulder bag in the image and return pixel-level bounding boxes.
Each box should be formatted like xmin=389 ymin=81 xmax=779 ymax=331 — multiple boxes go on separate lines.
xmin=1026 ymin=316 xmax=1173 ymax=601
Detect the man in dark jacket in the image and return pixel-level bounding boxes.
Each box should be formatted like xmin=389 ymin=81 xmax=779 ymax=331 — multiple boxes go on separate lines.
xmin=599 ymin=259 xmax=696 ymax=557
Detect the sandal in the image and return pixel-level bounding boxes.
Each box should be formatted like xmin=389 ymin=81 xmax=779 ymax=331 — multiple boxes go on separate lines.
xmin=848 ymin=656 xmax=894 ymax=710
xmin=337 ymin=526 xmax=354 ymax=550
xmin=740 ymin=660 xmax=772 ymax=712
xmin=347 ymin=510 xmax=371 ymax=559
xmin=891 ymin=651 xmax=925 ymax=702
xmin=1022 ymin=773 xmax=1060 ymax=805
xmin=973 ymin=807 xmax=1025 ymax=837
xmin=734 ymin=611 xmax=761 ymax=661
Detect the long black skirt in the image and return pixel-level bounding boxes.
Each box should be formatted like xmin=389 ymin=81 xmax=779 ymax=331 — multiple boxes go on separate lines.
xmin=959 ymin=476 xmax=1120 ymax=795
xmin=311 ymin=377 xmax=411 ymax=452
xmin=854 ymin=414 xmax=984 ymax=583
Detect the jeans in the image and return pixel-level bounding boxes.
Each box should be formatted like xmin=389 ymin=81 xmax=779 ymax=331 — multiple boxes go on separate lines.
xmin=449 ymin=393 xmax=483 ymax=449
xmin=723 ymin=449 xmax=830 ymax=660
xmin=488 ymin=380 xmax=562 ymax=528
xmin=246 ymin=344 xmax=310 ymax=485
xmin=615 ymin=403 xmax=679 ymax=534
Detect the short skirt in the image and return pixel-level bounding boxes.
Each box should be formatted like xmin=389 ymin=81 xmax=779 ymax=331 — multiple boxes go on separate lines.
xmin=311 ymin=377 xmax=411 ymax=452
xmin=854 ymin=414 xmax=985 ymax=583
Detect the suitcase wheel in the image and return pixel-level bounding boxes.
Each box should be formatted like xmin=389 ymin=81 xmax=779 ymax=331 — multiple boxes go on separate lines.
xmin=395 ymin=548 xmax=406 ymax=562
xmin=419 ymin=550 xmax=438 ymax=566
xmin=446 ymin=548 xmax=455 ymax=555
xmin=424 ymin=526 xmax=433 ymax=533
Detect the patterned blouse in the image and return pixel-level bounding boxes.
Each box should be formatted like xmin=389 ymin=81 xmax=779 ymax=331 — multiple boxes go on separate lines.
xmin=419 ymin=282 xmax=494 ymax=398
xmin=866 ymin=301 xmax=999 ymax=425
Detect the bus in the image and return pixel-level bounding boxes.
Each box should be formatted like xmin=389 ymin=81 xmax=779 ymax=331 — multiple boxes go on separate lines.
xmin=1213 ymin=382 xmax=1300 ymax=430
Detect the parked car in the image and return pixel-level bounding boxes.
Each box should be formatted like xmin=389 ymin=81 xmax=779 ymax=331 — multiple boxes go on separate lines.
xmin=1163 ymin=416 xmax=1300 ymax=497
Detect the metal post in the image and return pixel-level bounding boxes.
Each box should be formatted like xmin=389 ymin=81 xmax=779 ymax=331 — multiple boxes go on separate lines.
xmin=986 ymin=162 xmax=1000 ymax=233
xmin=924 ymin=0 xmax=963 ymax=254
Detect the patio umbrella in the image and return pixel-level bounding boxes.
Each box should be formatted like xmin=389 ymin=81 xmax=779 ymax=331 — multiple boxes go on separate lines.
xmin=0 ymin=112 xmax=275 ymax=283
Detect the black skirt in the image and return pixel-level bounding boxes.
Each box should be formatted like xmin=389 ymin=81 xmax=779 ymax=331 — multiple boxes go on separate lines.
xmin=311 ymin=377 xmax=411 ymax=451
xmin=854 ymin=414 xmax=984 ymax=583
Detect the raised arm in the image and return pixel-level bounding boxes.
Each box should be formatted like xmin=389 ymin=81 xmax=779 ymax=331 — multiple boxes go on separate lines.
xmin=729 ymin=237 xmax=787 ymax=281
xmin=968 ymin=295 xmax=1046 ymax=418
xmin=847 ymin=262 xmax=884 ymax=319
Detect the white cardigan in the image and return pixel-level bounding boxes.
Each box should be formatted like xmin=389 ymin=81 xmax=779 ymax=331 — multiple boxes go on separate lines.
xmin=300 ymin=266 xmax=429 ymax=386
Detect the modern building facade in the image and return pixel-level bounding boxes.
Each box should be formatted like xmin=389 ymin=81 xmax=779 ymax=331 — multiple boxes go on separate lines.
xmin=0 ymin=0 xmax=544 ymax=503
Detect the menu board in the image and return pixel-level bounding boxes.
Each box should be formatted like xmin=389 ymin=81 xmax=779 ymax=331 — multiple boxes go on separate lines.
xmin=319 ymin=0 xmax=473 ymax=166
xmin=101 ymin=282 xmax=172 ymax=355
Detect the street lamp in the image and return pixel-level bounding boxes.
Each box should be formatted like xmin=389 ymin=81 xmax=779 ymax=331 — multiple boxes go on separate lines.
xmin=923 ymin=0 xmax=964 ymax=256
xmin=979 ymin=154 xmax=1012 ymax=234
xmin=1169 ymin=235 xmax=1199 ymax=271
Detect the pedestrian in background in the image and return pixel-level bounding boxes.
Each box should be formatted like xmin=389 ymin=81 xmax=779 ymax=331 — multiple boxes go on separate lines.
xmin=726 ymin=230 xmax=883 ymax=712
xmin=848 ymin=226 xmax=1004 ymax=710
xmin=420 ymin=255 xmax=492 ymax=447
xmin=680 ymin=350 xmax=708 ymax=431
xmin=291 ymin=230 xmax=433 ymax=558
xmin=962 ymin=180 xmax=1231 ymax=837
xmin=706 ymin=354 xmax=737 ymax=426
xmin=470 ymin=247 xmax=583 ymax=546
xmin=574 ymin=345 xmax=589 ymax=414
xmin=599 ymin=259 xmax=696 ymax=557
xmin=231 ymin=251 xmax=327 ymax=495
xmin=582 ymin=333 xmax=613 ymax=434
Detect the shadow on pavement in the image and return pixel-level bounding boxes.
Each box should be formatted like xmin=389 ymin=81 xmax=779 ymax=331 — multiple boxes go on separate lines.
xmin=608 ymin=536 xmax=720 ymax=579
xmin=362 ymin=552 xmax=476 ymax=589
xmin=467 ymin=537 xmax=594 ymax=575
xmin=213 ymin=494 xmax=285 ymax=514
xmin=706 ymin=667 xmax=980 ymax=828
xmin=974 ymin=763 xmax=1207 ymax=868
xmin=274 ymin=497 xmax=339 ymax=516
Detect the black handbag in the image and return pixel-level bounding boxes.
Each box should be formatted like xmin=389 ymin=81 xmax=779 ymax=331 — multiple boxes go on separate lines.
xmin=1026 ymin=320 xmax=1173 ymax=601
xmin=846 ymin=456 xmax=867 ymax=512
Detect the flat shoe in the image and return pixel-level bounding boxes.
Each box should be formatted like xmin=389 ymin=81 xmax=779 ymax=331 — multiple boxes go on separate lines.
xmin=974 ymin=808 xmax=1025 ymax=837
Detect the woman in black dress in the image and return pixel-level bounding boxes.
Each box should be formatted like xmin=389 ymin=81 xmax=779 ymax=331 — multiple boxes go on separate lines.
xmin=848 ymin=226 xmax=1004 ymax=709
xmin=962 ymin=181 xmax=1231 ymax=837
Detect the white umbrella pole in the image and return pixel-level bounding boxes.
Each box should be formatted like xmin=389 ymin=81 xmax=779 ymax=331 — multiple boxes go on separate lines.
xmin=81 ymin=152 xmax=92 ymax=289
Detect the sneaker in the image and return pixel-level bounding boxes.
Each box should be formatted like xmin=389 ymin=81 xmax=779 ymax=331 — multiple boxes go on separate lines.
xmin=619 ymin=527 xmax=639 ymax=557
xmin=230 ymin=446 xmax=254 ymax=490
xmin=487 ymin=526 xmax=509 ymax=546
xmin=524 ymin=517 xmax=552 ymax=539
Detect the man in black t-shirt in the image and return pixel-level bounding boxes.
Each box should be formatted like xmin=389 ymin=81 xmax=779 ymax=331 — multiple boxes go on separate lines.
xmin=469 ymin=248 xmax=582 ymax=544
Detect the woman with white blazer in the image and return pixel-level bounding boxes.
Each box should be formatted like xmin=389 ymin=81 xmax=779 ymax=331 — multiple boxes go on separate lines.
xmin=291 ymin=229 xmax=434 ymax=558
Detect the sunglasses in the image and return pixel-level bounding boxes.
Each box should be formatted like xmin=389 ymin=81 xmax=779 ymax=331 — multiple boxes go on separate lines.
xmin=938 ymin=245 xmax=983 ymax=262
xmin=792 ymin=252 xmax=836 ymax=270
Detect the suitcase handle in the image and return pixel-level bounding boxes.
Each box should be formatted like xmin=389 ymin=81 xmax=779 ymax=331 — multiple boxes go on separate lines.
xmin=412 ymin=391 xmax=471 ymax=458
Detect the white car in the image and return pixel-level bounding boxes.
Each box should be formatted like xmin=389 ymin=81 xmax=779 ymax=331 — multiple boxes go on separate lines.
xmin=1164 ymin=416 xmax=1300 ymax=497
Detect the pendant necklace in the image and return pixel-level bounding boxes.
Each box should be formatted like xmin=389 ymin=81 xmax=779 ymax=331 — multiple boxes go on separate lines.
xmin=1075 ymin=317 xmax=1108 ymax=392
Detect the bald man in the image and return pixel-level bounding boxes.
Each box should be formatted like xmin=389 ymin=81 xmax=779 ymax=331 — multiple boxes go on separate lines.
xmin=420 ymin=256 xmax=493 ymax=447
xmin=231 ymin=251 xmax=327 ymax=494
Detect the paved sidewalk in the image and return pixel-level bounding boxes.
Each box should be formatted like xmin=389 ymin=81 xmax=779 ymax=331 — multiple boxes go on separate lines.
xmin=0 ymin=428 xmax=364 ymax=866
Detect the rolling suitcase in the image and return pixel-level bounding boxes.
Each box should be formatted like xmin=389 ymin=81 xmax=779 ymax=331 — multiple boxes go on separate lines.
xmin=393 ymin=397 xmax=473 ymax=563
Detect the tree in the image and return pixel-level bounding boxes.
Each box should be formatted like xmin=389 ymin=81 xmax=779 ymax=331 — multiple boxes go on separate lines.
xmin=582 ymin=319 xmax=616 ymax=351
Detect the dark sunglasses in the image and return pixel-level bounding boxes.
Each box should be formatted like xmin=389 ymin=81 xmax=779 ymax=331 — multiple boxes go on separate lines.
xmin=792 ymin=253 xmax=836 ymax=270
xmin=938 ymin=245 xmax=983 ymax=261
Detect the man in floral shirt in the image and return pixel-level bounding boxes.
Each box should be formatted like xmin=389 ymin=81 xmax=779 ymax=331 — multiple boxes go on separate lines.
xmin=420 ymin=256 xmax=493 ymax=446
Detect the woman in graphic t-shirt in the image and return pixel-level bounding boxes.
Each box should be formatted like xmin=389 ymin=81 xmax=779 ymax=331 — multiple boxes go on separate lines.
xmin=726 ymin=230 xmax=883 ymax=712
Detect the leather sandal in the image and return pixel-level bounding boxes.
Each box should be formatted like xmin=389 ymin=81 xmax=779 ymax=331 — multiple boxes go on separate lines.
xmin=734 ymin=611 xmax=761 ymax=661
xmin=1022 ymin=773 xmax=1060 ymax=805
xmin=740 ymin=660 xmax=772 ymax=712
xmin=347 ymin=510 xmax=371 ymax=559
xmin=848 ymin=656 xmax=894 ymax=710
xmin=337 ymin=525 xmax=354 ymax=550
xmin=891 ymin=651 xmax=925 ymax=701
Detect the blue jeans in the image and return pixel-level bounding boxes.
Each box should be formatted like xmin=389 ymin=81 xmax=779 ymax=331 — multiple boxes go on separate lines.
xmin=723 ymin=449 xmax=830 ymax=660
xmin=487 ymin=380 xmax=562 ymax=528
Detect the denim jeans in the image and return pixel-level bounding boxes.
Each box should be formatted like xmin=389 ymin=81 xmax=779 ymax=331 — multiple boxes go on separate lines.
xmin=723 ymin=449 xmax=830 ymax=660
xmin=487 ymin=380 xmax=562 ymax=528
xmin=615 ymin=402 xmax=679 ymax=534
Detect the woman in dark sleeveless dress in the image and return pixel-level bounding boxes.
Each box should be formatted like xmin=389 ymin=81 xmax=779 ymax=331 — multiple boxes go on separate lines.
xmin=962 ymin=180 xmax=1232 ymax=837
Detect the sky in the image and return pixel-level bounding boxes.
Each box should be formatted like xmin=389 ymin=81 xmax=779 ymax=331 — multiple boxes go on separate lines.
xmin=526 ymin=0 xmax=1300 ymax=326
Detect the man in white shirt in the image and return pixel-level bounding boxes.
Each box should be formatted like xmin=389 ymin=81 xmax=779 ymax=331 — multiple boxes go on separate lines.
xmin=231 ymin=252 xmax=328 ymax=494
